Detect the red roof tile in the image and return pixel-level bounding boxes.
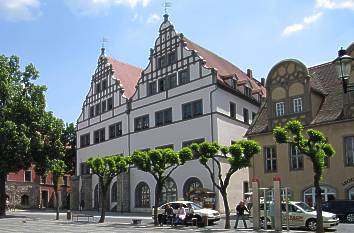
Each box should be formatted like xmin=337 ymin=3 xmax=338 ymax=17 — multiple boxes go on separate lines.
xmin=107 ymin=57 xmax=142 ymax=98
xmin=182 ymin=37 xmax=266 ymax=96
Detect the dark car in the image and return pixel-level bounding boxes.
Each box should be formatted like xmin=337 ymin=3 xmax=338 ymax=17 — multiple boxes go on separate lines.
xmin=322 ymin=200 xmax=354 ymax=223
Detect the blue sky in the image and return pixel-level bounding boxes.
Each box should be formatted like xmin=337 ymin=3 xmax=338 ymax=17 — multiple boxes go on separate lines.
xmin=1 ymin=0 xmax=353 ymax=124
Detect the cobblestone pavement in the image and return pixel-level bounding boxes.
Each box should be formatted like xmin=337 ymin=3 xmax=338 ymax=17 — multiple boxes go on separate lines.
xmin=0 ymin=210 xmax=352 ymax=233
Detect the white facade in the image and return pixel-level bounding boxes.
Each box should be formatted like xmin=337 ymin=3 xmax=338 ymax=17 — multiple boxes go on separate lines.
xmin=75 ymin=15 xmax=264 ymax=213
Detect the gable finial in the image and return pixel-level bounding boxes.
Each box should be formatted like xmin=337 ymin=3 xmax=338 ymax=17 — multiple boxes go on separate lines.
xmin=162 ymin=0 xmax=172 ymax=18
xmin=101 ymin=37 xmax=108 ymax=55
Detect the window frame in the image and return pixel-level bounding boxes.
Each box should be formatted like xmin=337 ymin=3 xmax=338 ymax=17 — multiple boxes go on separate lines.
xmin=147 ymin=81 xmax=157 ymax=96
xmin=344 ymin=136 xmax=354 ymax=166
xmin=24 ymin=170 xmax=32 ymax=182
xmin=178 ymin=69 xmax=190 ymax=85
xmin=109 ymin=122 xmax=122 ymax=139
xmin=230 ymin=102 xmax=236 ymax=119
xmin=155 ymin=108 xmax=172 ymax=127
xmin=107 ymin=97 xmax=113 ymax=110
xmin=275 ymin=101 xmax=285 ymax=117
xmin=243 ymin=108 xmax=249 ymax=124
xmin=289 ymin=145 xmax=304 ymax=171
xmin=264 ymin=146 xmax=277 ymax=173
xmin=134 ymin=115 xmax=150 ymax=131
xmin=182 ymin=99 xmax=203 ymax=120
xmin=94 ymin=128 xmax=105 ymax=144
xmin=80 ymin=133 xmax=90 ymax=147
xmin=293 ymin=97 xmax=303 ymax=113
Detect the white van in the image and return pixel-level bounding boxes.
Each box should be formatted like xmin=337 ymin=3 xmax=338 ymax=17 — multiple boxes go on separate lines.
xmin=249 ymin=201 xmax=339 ymax=231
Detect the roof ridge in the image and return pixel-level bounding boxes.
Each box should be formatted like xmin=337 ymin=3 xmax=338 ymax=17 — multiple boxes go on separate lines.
xmin=182 ymin=36 xmax=247 ymax=76
xmin=309 ymin=61 xmax=332 ymax=70
xmin=107 ymin=56 xmax=143 ymax=71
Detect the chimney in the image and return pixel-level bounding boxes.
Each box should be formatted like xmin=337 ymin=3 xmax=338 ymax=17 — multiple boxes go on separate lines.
xmin=261 ymin=78 xmax=265 ymax=86
xmin=247 ymin=69 xmax=253 ymax=79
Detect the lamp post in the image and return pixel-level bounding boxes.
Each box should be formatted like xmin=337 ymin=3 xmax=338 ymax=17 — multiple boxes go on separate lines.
xmin=333 ymin=48 xmax=354 ymax=93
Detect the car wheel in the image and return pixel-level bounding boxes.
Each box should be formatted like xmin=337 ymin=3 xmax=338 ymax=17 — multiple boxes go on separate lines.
xmin=306 ymin=219 xmax=317 ymax=231
xmin=346 ymin=213 xmax=354 ymax=223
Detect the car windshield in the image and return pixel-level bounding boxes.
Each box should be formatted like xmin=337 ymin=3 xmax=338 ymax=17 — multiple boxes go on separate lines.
xmin=296 ymin=202 xmax=313 ymax=212
xmin=190 ymin=203 xmax=202 ymax=210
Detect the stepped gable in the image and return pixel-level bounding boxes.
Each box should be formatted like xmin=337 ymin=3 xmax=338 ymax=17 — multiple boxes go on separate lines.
xmin=182 ymin=37 xmax=266 ymax=96
xmin=107 ymin=57 xmax=142 ymax=98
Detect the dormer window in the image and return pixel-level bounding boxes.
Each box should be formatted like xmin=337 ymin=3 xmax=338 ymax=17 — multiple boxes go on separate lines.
xmin=293 ymin=98 xmax=303 ymax=113
xmin=244 ymin=86 xmax=252 ymax=97
xmin=231 ymin=78 xmax=237 ymax=89
xmin=275 ymin=102 xmax=285 ymax=116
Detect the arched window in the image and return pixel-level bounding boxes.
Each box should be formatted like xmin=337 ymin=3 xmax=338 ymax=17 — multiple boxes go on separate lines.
xmin=348 ymin=186 xmax=354 ymax=200
xmin=135 ymin=182 xmax=150 ymax=208
xmin=111 ymin=181 xmax=117 ymax=203
xmin=94 ymin=184 xmax=99 ymax=209
xmin=183 ymin=177 xmax=203 ymax=200
xmin=160 ymin=177 xmax=177 ymax=205
xmin=303 ymin=185 xmax=336 ymax=207
xmin=21 ymin=195 xmax=29 ymax=206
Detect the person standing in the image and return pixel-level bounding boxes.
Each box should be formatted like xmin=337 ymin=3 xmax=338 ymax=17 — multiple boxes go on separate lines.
xmin=174 ymin=204 xmax=186 ymax=225
xmin=79 ymin=199 xmax=85 ymax=211
xmin=234 ymin=201 xmax=249 ymax=229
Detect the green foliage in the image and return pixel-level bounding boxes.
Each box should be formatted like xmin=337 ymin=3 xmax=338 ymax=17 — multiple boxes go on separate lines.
xmin=131 ymin=147 xmax=193 ymax=226
xmin=285 ymin=120 xmax=303 ymax=135
xmin=272 ymin=120 xmax=336 ymax=232
xmin=189 ymin=140 xmax=260 ymax=229
xmin=61 ymin=123 xmax=76 ymax=172
xmin=273 ymin=126 xmax=289 ymax=143
xmin=307 ymin=129 xmax=326 ymax=143
xmin=322 ymin=144 xmax=335 ymax=157
xmin=49 ymin=159 xmax=67 ymax=178
xmin=86 ymin=155 xmax=130 ymax=178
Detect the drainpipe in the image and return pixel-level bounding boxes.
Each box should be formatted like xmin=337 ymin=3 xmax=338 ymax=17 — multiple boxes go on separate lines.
xmin=209 ymin=68 xmax=218 ymax=206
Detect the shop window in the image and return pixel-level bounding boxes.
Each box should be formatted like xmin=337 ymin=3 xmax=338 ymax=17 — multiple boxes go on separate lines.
xmin=304 ymin=186 xmax=336 ymax=207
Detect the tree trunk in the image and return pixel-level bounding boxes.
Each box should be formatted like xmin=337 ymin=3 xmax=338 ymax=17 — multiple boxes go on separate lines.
xmin=154 ymin=182 xmax=162 ymax=226
xmin=0 ymin=173 xmax=6 ymax=217
xmin=54 ymin=186 xmax=59 ymax=220
xmin=220 ymin=189 xmax=231 ymax=229
xmin=99 ymin=182 xmax=107 ymax=223
xmin=314 ymin=174 xmax=324 ymax=233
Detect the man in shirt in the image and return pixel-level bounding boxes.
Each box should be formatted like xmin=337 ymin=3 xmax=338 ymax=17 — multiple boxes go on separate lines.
xmin=234 ymin=201 xmax=249 ymax=229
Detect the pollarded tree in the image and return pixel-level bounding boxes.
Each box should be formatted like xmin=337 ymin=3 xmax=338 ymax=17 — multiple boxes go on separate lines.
xmin=0 ymin=55 xmax=48 ymax=217
xmin=190 ymin=141 xmax=260 ymax=229
xmin=86 ymin=155 xmax=130 ymax=223
xmin=49 ymin=159 xmax=67 ymax=220
xmin=273 ymin=120 xmax=335 ymax=233
xmin=131 ymin=148 xmax=193 ymax=226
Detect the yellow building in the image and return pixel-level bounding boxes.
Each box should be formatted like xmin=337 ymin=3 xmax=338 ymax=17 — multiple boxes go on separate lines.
xmin=246 ymin=43 xmax=354 ymax=206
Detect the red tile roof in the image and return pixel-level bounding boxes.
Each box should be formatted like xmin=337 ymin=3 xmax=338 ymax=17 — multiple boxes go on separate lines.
xmin=182 ymin=37 xmax=266 ymax=96
xmin=107 ymin=57 xmax=142 ymax=98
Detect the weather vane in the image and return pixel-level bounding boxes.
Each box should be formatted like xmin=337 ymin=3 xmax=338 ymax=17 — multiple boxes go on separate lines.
xmin=101 ymin=37 xmax=108 ymax=49
xmin=163 ymin=0 xmax=172 ymax=14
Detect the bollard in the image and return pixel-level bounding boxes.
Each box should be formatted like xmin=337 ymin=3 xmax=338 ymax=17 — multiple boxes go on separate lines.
xmin=67 ymin=210 xmax=71 ymax=220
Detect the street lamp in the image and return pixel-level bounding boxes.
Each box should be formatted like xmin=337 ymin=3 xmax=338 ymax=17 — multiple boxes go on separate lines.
xmin=333 ymin=48 xmax=354 ymax=93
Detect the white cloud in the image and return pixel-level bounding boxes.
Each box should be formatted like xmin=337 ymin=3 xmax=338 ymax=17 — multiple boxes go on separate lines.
xmin=65 ymin=0 xmax=151 ymax=16
xmin=0 ymin=0 xmax=41 ymax=21
xmin=282 ymin=12 xmax=323 ymax=37
xmin=316 ymin=0 xmax=354 ymax=10
xmin=147 ymin=13 xmax=160 ymax=24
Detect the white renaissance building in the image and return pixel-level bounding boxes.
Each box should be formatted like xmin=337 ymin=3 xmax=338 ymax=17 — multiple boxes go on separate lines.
xmin=73 ymin=15 xmax=266 ymax=213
